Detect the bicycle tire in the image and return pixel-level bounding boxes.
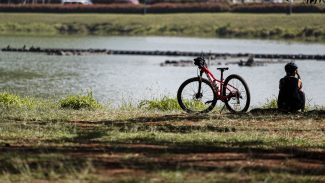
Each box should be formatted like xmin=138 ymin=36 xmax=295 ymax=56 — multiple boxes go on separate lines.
xmin=223 ymin=74 xmax=250 ymax=113
xmin=177 ymin=77 xmax=217 ymax=113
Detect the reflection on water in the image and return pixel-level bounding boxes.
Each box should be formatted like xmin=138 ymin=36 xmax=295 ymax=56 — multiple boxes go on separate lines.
xmin=0 ymin=36 xmax=325 ymax=107
xmin=0 ymin=69 xmax=43 ymax=81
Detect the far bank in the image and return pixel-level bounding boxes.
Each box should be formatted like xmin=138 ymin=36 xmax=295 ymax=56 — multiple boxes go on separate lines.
xmin=0 ymin=13 xmax=324 ymax=42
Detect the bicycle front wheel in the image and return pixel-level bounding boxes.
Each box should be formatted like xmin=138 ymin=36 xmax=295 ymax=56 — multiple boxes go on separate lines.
xmin=177 ymin=77 xmax=217 ymax=113
xmin=223 ymin=74 xmax=250 ymax=113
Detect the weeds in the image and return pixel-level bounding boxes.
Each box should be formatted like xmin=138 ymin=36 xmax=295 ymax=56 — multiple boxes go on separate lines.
xmin=0 ymin=92 xmax=34 ymax=108
xmin=59 ymin=91 xmax=102 ymax=110
xmin=262 ymin=97 xmax=278 ymax=109
xmin=139 ymin=97 xmax=181 ymax=111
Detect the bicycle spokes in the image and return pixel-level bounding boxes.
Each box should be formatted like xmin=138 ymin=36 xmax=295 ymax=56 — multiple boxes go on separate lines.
xmin=178 ymin=78 xmax=216 ymax=113
xmin=224 ymin=76 xmax=249 ymax=112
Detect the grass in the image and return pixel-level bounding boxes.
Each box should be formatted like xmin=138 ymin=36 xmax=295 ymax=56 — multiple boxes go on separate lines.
xmin=0 ymin=93 xmax=324 ymax=182
xmin=59 ymin=91 xmax=102 ymax=110
xmin=139 ymin=96 xmax=182 ymax=111
xmin=138 ymin=96 xmax=207 ymax=111
xmin=262 ymin=97 xmax=278 ymax=109
xmin=0 ymin=13 xmax=324 ymax=41
xmin=0 ymin=92 xmax=34 ymax=108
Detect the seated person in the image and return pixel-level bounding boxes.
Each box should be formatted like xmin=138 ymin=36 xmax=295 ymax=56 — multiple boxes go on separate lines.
xmin=277 ymin=62 xmax=305 ymax=112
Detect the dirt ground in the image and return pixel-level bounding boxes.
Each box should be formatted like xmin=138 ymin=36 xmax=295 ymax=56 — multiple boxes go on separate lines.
xmin=1 ymin=111 xmax=325 ymax=182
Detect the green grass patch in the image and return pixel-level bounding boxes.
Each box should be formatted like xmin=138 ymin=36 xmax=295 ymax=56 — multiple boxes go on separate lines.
xmin=59 ymin=91 xmax=102 ymax=110
xmin=139 ymin=97 xmax=209 ymax=112
xmin=0 ymin=92 xmax=34 ymax=108
xmin=139 ymin=97 xmax=181 ymax=111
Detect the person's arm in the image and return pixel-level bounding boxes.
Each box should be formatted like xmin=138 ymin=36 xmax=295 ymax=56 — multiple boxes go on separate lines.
xmin=298 ymin=79 xmax=303 ymax=91
xmin=296 ymin=70 xmax=303 ymax=91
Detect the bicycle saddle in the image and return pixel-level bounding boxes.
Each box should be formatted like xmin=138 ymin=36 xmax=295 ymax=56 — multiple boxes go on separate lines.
xmin=217 ymin=67 xmax=229 ymax=71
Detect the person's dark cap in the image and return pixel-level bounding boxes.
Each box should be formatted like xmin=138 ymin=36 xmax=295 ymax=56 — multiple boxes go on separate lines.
xmin=285 ymin=62 xmax=298 ymax=74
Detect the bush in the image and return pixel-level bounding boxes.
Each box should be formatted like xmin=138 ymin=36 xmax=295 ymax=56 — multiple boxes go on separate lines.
xmin=59 ymin=92 xmax=101 ymax=110
xmin=0 ymin=92 xmax=34 ymax=108
xmin=216 ymin=24 xmax=232 ymax=36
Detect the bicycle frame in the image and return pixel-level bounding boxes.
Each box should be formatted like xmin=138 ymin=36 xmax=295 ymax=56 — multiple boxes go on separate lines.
xmin=199 ymin=66 xmax=238 ymax=102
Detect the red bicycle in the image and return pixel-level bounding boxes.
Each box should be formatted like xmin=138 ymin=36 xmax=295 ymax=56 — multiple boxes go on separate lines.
xmin=177 ymin=57 xmax=250 ymax=113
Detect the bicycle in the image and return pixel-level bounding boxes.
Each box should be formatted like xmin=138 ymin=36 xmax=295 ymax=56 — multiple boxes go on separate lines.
xmin=177 ymin=57 xmax=250 ymax=113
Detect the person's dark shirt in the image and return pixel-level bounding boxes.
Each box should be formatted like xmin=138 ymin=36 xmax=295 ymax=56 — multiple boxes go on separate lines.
xmin=277 ymin=76 xmax=303 ymax=111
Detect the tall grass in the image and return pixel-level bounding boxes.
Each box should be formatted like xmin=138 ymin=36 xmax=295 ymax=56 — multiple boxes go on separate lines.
xmin=59 ymin=91 xmax=102 ymax=110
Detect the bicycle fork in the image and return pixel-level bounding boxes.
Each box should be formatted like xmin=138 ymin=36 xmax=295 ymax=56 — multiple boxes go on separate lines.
xmin=196 ymin=71 xmax=204 ymax=99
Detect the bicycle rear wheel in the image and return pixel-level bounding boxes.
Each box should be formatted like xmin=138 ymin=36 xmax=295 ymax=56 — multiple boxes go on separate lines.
xmin=177 ymin=77 xmax=217 ymax=113
xmin=223 ymin=74 xmax=250 ymax=113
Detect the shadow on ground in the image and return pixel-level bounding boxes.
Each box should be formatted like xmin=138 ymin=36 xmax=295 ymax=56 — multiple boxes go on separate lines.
xmin=1 ymin=110 xmax=325 ymax=178
xmin=1 ymin=140 xmax=324 ymax=176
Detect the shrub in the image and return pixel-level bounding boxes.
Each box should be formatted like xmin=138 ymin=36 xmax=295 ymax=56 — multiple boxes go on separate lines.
xmin=269 ymin=27 xmax=284 ymax=37
xmin=0 ymin=92 xmax=34 ymax=108
xmin=216 ymin=24 xmax=232 ymax=37
xmin=59 ymin=92 xmax=101 ymax=110
xmin=283 ymin=31 xmax=296 ymax=39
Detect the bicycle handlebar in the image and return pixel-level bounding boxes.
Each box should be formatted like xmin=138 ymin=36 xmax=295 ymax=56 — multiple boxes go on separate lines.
xmin=194 ymin=57 xmax=206 ymax=68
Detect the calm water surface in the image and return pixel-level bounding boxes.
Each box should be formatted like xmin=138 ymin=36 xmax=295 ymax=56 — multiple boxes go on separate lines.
xmin=1 ymin=36 xmax=325 ymax=107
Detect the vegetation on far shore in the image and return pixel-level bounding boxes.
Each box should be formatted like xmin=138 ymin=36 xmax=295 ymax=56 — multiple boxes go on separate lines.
xmin=0 ymin=92 xmax=324 ymax=182
xmin=0 ymin=3 xmax=324 ymax=14
xmin=0 ymin=13 xmax=324 ymax=42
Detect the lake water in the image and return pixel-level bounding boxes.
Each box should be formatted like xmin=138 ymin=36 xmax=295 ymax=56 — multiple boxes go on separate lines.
xmin=1 ymin=36 xmax=325 ymax=107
